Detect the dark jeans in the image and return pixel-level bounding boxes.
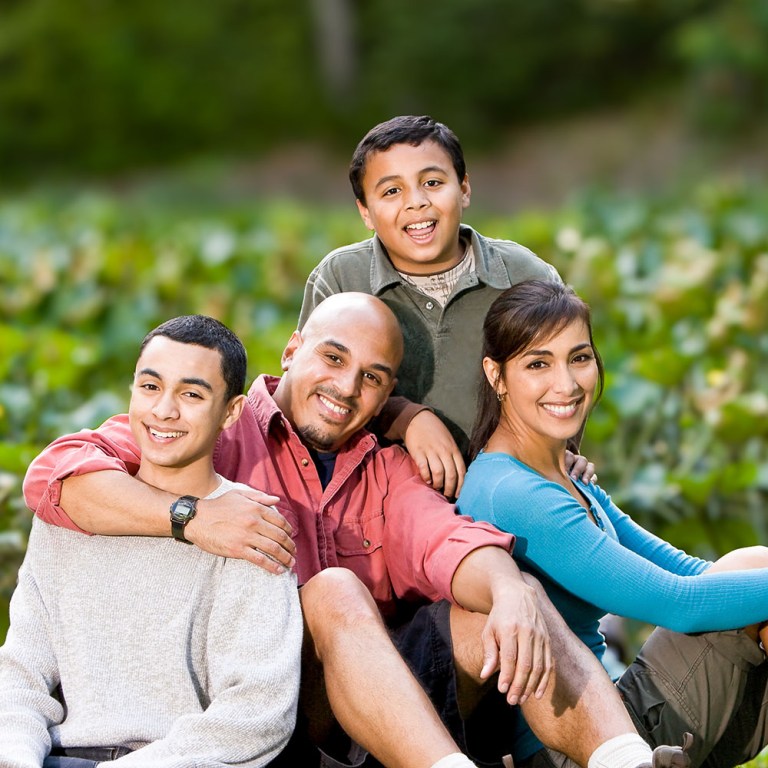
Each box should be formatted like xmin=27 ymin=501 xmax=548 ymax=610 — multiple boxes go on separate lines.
xmin=45 ymin=746 xmax=133 ymax=767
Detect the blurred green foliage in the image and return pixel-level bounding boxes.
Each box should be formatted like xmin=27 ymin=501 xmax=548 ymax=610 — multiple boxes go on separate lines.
xmin=4 ymin=0 xmax=767 ymax=179
xmin=2 ymin=176 xmax=768 ymax=642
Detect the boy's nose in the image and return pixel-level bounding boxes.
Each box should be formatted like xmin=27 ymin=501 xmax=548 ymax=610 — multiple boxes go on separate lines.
xmin=153 ymin=393 xmax=179 ymax=420
xmin=404 ymin=187 xmax=429 ymax=209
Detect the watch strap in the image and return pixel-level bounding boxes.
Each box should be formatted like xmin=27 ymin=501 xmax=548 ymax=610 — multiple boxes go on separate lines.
xmin=170 ymin=495 xmax=199 ymax=543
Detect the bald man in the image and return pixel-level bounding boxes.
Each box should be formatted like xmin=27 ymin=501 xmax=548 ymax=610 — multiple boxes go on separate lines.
xmin=24 ymin=294 xmax=684 ymax=768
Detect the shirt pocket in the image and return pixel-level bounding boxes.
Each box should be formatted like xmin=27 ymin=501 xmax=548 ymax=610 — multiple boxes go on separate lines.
xmin=335 ymin=509 xmax=385 ymax=556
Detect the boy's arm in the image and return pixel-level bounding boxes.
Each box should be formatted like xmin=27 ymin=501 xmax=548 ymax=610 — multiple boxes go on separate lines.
xmin=298 ymin=261 xmax=341 ymax=329
xmin=0 ymin=558 xmax=65 ymax=766
xmin=395 ymin=408 xmax=466 ymax=498
xmin=23 ymin=416 xmax=295 ymax=573
xmin=104 ymin=565 xmax=302 ymax=767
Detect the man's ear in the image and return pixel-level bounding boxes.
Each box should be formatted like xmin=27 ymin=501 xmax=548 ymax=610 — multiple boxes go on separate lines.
xmin=221 ymin=394 xmax=246 ymax=431
xmin=281 ymin=330 xmax=303 ymax=372
xmin=356 ymin=199 xmax=375 ymax=231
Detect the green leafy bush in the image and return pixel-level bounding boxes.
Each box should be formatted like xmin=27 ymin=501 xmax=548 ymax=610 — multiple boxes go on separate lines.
xmin=2 ymin=178 xmax=768 ymax=645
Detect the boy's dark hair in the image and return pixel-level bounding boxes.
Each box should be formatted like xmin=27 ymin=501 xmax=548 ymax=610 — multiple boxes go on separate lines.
xmin=349 ymin=115 xmax=466 ymax=204
xmin=140 ymin=315 xmax=247 ymax=402
xmin=469 ymin=280 xmax=604 ymax=460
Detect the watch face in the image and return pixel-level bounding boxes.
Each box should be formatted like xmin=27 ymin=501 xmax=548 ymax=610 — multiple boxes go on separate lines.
xmin=171 ymin=497 xmax=197 ymax=522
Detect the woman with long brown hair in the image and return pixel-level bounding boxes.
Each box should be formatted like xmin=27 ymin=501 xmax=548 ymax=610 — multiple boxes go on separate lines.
xmin=458 ymin=279 xmax=768 ymax=768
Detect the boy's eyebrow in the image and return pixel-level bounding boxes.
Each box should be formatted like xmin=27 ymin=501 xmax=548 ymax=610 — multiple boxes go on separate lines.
xmin=181 ymin=377 xmax=213 ymax=391
xmin=372 ymin=165 xmax=449 ymax=190
xmin=137 ymin=368 xmax=213 ymax=391
xmin=320 ymin=339 xmax=394 ymax=378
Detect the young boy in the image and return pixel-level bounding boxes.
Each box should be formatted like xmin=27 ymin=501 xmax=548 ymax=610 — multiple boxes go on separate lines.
xmin=298 ymin=115 xmax=562 ymax=496
xmin=0 ymin=315 xmax=302 ymax=767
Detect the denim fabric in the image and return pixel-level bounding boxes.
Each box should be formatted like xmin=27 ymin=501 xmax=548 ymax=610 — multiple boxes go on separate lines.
xmin=45 ymin=745 xmax=133 ymax=766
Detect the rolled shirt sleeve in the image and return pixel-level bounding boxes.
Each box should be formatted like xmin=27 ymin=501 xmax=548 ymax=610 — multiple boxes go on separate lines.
xmin=382 ymin=451 xmax=514 ymax=605
xmin=23 ymin=414 xmax=140 ymax=531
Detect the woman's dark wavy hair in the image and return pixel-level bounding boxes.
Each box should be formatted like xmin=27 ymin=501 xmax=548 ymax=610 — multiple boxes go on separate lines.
xmin=468 ymin=280 xmax=604 ymax=460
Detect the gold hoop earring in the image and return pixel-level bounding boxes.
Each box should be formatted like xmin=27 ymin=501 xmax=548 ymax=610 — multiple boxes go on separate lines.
xmin=496 ymin=391 xmax=506 ymax=403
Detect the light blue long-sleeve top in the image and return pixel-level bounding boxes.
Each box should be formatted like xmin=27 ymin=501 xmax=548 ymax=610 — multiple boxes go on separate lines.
xmin=458 ymin=452 xmax=768 ymax=760
xmin=458 ymin=452 xmax=768 ymax=662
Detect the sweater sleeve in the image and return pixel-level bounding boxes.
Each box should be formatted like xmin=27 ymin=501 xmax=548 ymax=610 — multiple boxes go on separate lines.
xmin=485 ymin=469 xmax=768 ymax=633
xmin=22 ymin=414 xmax=141 ymax=531
xmin=0 ymin=545 xmax=65 ymax=767
xmin=104 ymin=563 xmax=302 ymax=767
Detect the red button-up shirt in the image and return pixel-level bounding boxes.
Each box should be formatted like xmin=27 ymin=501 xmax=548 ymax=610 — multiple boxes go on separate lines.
xmin=24 ymin=375 xmax=513 ymax=618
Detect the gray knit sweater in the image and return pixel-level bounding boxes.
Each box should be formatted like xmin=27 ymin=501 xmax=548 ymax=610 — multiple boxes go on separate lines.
xmin=0 ymin=477 xmax=302 ymax=767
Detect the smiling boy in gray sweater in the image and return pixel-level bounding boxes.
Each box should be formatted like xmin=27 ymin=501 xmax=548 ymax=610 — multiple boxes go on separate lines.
xmin=0 ymin=315 xmax=302 ymax=768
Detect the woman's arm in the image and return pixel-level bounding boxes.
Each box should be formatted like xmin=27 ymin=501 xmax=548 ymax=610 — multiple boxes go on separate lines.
xmin=590 ymin=483 xmax=710 ymax=577
xmin=483 ymin=470 xmax=768 ymax=633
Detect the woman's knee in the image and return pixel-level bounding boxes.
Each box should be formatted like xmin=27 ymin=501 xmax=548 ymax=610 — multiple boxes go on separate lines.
xmin=709 ymin=546 xmax=768 ymax=574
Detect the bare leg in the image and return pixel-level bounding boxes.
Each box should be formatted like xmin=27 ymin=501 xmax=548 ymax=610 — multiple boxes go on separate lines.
xmin=705 ymin=546 xmax=768 ymax=645
xmin=300 ymin=568 xmax=462 ymax=768
xmin=451 ymin=574 xmax=642 ymax=768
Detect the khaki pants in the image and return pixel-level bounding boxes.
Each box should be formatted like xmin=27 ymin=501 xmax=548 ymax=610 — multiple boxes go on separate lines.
xmin=525 ymin=628 xmax=768 ymax=768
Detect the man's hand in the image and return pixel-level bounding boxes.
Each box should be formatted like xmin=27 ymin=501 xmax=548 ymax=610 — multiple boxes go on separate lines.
xmin=565 ymin=449 xmax=597 ymax=485
xmin=403 ymin=410 xmax=466 ymax=498
xmin=185 ymin=489 xmax=296 ymax=574
xmin=451 ymin=547 xmax=553 ymax=706
xmin=480 ymin=581 xmax=553 ymax=706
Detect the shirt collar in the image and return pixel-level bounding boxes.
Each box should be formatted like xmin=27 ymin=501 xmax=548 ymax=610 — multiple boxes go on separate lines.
xmin=369 ymin=224 xmax=512 ymax=293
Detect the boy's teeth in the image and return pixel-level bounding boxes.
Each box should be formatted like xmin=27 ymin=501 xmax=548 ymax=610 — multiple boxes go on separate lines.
xmin=150 ymin=428 xmax=184 ymax=439
xmin=407 ymin=221 xmax=434 ymax=230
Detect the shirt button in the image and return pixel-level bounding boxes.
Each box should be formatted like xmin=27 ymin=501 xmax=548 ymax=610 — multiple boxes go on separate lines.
xmin=362 ymin=539 xmax=371 ymax=548
xmin=425 ymin=301 xmax=434 ymax=310
xmin=301 ymin=458 xmax=309 ymax=467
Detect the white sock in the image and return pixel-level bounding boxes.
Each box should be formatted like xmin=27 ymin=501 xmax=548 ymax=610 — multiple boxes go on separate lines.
xmin=430 ymin=753 xmax=477 ymax=768
xmin=588 ymin=733 xmax=653 ymax=768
